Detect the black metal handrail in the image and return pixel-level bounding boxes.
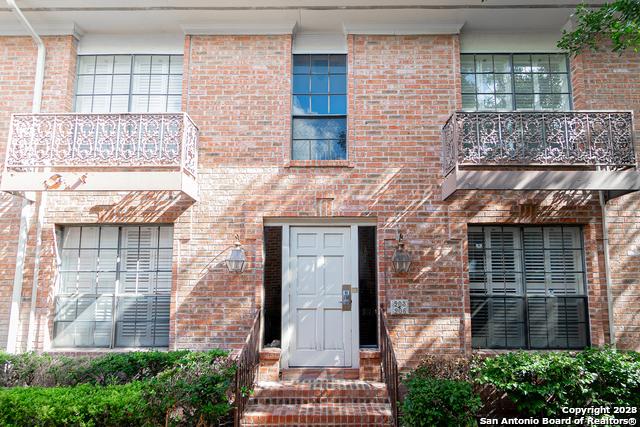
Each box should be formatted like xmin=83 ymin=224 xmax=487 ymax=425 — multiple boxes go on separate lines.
xmin=234 ymin=310 xmax=261 ymax=427
xmin=441 ymin=111 xmax=636 ymax=176
xmin=380 ymin=304 xmax=400 ymax=427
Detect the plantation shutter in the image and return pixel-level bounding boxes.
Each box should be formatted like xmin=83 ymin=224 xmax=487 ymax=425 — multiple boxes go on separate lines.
xmin=54 ymin=225 xmax=173 ymax=348
xmin=469 ymin=225 xmax=588 ymax=350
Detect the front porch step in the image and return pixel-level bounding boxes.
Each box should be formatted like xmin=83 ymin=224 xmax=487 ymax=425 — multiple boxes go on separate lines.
xmin=281 ymin=368 xmax=360 ymax=381
xmin=249 ymin=380 xmax=389 ymax=405
xmin=240 ymin=379 xmax=394 ymax=426
xmin=240 ymin=402 xmax=393 ymax=426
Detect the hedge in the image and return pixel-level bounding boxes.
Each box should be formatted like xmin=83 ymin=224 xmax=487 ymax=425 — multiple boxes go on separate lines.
xmin=0 ymin=350 xmax=235 ymax=427
xmin=401 ymin=347 xmax=640 ymax=425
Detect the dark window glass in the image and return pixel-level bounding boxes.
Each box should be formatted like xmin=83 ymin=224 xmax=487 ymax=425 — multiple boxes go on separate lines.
xmin=263 ymin=226 xmax=282 ymax=347
xmin=292 ymin=54 xmax=347 ymax=160
xmin=468 ymin=225 xmax=589 ymax=350
xmin=461 ymin=53 xmax=571 ymax=111
xmin=358 ymin=226 xmax=378 ymax=347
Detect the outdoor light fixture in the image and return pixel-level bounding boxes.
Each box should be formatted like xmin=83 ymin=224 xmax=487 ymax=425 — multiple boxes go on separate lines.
xmin=392 ymin=232 xmax=412 ymax=273
xmin=225 ymin=234 xmax=246 ymax=273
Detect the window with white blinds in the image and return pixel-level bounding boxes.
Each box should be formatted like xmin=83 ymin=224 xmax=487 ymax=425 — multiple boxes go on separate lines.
xmin=53 ymin=225 xmax=172 ymax=348
xmin=468 ymin=225 xmax=589 ymax=349
xmin=75 ymin=55 xmax=183 ymax=113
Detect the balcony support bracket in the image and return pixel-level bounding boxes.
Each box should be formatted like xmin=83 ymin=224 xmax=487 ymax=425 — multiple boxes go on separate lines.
xmin=442 ymin=169 xmax=640 ymax=201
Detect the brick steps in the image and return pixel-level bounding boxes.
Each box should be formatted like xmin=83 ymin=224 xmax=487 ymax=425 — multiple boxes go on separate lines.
xmin=249 ymin=380 xmax=389 ymax=404
xmin=240 ymin=402 xmax=393 ymax=426
xmin=281 ymin=368 xmax=360 ymax=381
xmin=240 ymin=379 xmax=393 ymax=426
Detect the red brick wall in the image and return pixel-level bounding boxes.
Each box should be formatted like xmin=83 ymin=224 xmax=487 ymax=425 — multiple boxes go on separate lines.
xmin=571 ymin=48 xmax=640 ymax=350
xmin=0 ymin=36 xmax=77 ymax=351
xmin=1 ymin=33 xmax=632 ymax=366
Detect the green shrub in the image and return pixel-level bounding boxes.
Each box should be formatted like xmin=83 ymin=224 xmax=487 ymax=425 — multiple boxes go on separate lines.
xmin=74 ymin=350 xmax=192 ymax=385
xmin=473 ymin=348 xmax=640 ymax=416
xmin=0 ymin=382 xmax=148 ymax=427
xmin=144 ymin=350 xmax=235 ymax=426
xmin=575 ymin=347 xmax=640 ymax=407
xmin=401 ymin=375 xmax=482 ymax=427
xmin=0 ymin=350 xmax=195 ymax=387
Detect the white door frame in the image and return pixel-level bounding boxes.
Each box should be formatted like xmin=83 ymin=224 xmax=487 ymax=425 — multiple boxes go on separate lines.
xmin=278 ymin=221 xmax=363 ymax=369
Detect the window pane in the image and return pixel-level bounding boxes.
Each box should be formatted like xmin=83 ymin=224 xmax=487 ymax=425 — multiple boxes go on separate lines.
xmin=293 ymin=75 xmax=310 ymax=94
xmin=149 ymin=75 xmax=168 ymax=94
xmin=476 ymin=74 xmax=495 ymax=93
xmin=112 ymin=75 xmax=130 ymax=94
xmin=329 ymin=55 xmax=346 ymax=74
xmin=110 ymin=96 xmax=129 ymax=113
xmin=293 ymin=117 xmax=346 ymax=140
xmin=532 ymin=54 xmax=550 ymax=73
xmin=91 ymin=96 xmax=110 ymax=113
xmin=131 ymin=95 xmax=149 ymax=112
xmin=515 ymin=94 xmax=534 ymax=110
xmin=133 ymin=55 xmax=152 ymax=73
xmin=114 ymin=55 xmax=132 ymax=74
xmin=475 ymin=54 xmax=493 ymax=72
xmin=477 ymin=94 xmax=496 ymax=110
xmin=330 ymin=95 xmax=347 ymax=114
xmin=293 ymin=95 xmax=310 ymax=115
xmin=76 ymin=75 xmax=94 ymax=95
xmin=168 ymin=75 xmax=182 ymax=94
xmin=132 ymin=75 xmax=151 ymax=94
xmin=462 ymin=94 xmax=476 ymax=111
xmin=513 ymin=55 xmax=531 ymax=73
xmin=151 ymin=55 xmax=170 ymax=74
xmin=461 ymin=74 xmax=476 ymax=93
xmin=550 ymin=74 xmax=569 ymax=93
xmin=329 ymin=75 xmax=346 ymax=94
xmin=75 ymin=96 xmax=92 ymax=113
xmin=495 ymin=95 xmax=513 ymax=111
xmin=170 ymin=56 xmax=183 ymax=74
xmin=549 ymin=54 xmax=568 ymax=73
xmin=78 ymin=56 xmax=96 ymax=74
xmin=292 ymin=140 xmax=311 ymax=160
xmin=93 ymin=75 xmax=112 ymax=94
xmin=95 ymin=56 xmax=114 ymax=74
xmin=514 ymin=74 xmax=533 ymax=93
xmin=493 ymin=55 xmax=511 ymax=73
xmin=310 ymin=75 xmax=328 ymax=93
xmin=310 ymin=54 xmax=328 ymax=74
xmin=167 ymin=96 xmax=182 ymax=113
xmin=293 ymin=55 xmax=310 ymax=74
xmin=494 ymin=74 xmax=512 ymax=93
xmin=310 ymin=95 xmax=329 ymax=114
xmin=460 ymin=55 xmax=475 ymax=73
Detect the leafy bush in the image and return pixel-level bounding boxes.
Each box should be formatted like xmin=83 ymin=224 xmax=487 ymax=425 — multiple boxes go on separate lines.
xmin=401 ymin=375 xmax=481 ymax=427
xmin=0 ymin=382 xmax=148 ymax=427
xmin=144 ymin=350 xmax=235 ymax=426
xmin=74 ymin=350 xmax=192 ymax=385
xmin=473 ymin=348 xmax=640 ymax=416
xmin=408 ymin=354 xmax=478 ymax=382
xmin=0 ymin=349 xmax=236 ymax=426
xmin=0 ymin=350 xmax=194 ymax=387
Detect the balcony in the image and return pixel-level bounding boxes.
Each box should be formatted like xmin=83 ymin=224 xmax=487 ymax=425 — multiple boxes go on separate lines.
xmin=1 ymin=113 xmax=198 ymax=200
xmin=441 ymin=111 xmax=640 ymax=200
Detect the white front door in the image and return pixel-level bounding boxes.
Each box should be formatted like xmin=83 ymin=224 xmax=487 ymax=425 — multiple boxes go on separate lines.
xmin=286 ymin=226 xmax=358 ymax=367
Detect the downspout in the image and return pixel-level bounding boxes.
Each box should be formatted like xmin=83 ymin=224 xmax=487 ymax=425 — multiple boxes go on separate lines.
xmin=599 ymin=191 xmax=616 ymax=347
xmin=5 ymin=0 xmax=46 ymax=353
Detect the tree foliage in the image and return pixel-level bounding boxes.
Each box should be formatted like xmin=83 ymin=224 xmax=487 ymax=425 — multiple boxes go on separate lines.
xmin=558 ymin=0 xmax=640 ymax=54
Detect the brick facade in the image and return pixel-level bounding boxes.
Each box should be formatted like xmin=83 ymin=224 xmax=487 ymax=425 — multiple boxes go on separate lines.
xmin=0 ymin=31 xmax=638 ymax=366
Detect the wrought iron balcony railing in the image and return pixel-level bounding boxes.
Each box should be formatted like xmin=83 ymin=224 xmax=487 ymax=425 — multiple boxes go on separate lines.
xmin=2 ymin=113 xmax=199 ymax=199
xmin=4 ymin=112 xmax=198 ymax=177
xmin=442 ymin=111 xmax=635 ymax=176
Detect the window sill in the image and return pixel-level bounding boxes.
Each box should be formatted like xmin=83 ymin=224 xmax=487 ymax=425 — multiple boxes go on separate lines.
xmin=285 ymin=160 xmax=354 ymax=168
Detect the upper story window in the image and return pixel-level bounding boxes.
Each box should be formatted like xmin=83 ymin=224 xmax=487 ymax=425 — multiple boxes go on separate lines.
xmin=53 ymin=225 xmax=172 ymax=348
xmin=292 ymin=54 xmax=347 ymax=161
xmin=468 ymin=225 xmax=589 ymax=350
xmin=75 ymin=55 xmax=183 ymax=113
xmin=461 ymin=54 xmax=571 ymax=111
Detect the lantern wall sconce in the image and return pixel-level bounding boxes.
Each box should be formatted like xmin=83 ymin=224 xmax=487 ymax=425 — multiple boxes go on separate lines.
xmin=392 ymin=232 xmax=412 ymax=273
xmin=225 ymin=234 xmax=247 ymax=273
